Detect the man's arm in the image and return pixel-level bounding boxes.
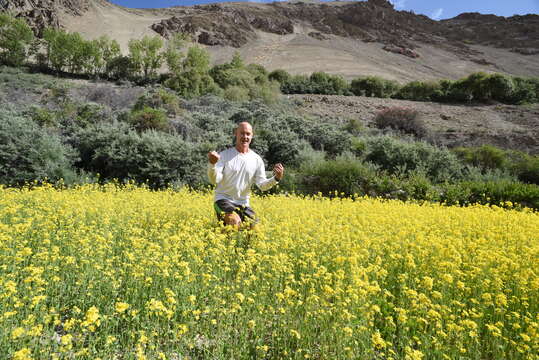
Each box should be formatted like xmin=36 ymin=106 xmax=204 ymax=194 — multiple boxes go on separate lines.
xmin=254 ymin=160 xmax=284 ymax=191
xmin=207 ymin=151 xmax=224 ymax=184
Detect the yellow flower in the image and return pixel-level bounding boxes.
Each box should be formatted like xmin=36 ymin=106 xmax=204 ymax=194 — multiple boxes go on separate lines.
xmin=11 ymin=327 xmax=25 ymax=340
xmin=13 ymin=348 xmax=33 ymax=360
xmin=115 ymin=302 xmax=130 ymax=314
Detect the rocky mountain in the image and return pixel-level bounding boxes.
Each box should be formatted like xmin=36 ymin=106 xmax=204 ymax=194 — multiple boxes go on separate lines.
xmin=1 ymin=0 xmax=538 ymax=81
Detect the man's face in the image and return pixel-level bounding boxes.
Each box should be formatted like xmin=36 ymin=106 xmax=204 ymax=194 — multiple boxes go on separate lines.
xmin=235 ymin=123 xmax=253 ymax=148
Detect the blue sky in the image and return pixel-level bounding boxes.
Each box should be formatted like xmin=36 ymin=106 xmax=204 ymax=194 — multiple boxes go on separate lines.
xmin=109 ymin=0 xmax=539 ymax=20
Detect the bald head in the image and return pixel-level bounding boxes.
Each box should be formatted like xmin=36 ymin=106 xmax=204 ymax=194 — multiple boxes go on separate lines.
xmin=234 ymin=122 xmax=254 ymax=153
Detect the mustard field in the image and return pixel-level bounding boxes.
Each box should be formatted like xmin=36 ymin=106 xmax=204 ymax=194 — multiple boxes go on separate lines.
xmin=1 ymin=184 xmax=538 ymax=360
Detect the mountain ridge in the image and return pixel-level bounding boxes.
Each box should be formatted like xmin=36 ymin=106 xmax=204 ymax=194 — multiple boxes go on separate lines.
xmin=2 ymin=0 xmax=538 ymax=81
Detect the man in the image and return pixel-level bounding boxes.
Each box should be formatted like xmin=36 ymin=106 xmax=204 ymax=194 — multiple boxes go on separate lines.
xmin=207 ymin=122 xmax=284 ymax=228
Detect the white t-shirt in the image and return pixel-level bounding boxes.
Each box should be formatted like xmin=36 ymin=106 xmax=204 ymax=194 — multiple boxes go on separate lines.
xmin=207 ymin=147 xmax=278 ymax=206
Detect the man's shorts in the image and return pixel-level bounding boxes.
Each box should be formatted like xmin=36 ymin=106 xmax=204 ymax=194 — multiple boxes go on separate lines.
xmin=214 ymin=199 xmax=259 ymax=225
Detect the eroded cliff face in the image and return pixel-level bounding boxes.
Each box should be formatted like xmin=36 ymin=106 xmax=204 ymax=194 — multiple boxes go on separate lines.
xmin=0 ymin=0 xmax=90 ymax=35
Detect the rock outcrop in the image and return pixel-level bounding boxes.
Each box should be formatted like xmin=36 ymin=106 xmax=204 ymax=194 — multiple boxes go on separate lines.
xmin=0 ymin=0 xmax=90 ymax=35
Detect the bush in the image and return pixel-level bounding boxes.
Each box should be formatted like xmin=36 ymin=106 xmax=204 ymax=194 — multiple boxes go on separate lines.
xmin=362 ymin=136 xmax=464 ymax=183
xmin=309 ymin=72 xmax=350 ymax=95
xmin=133 ymin=88 xmax=182 ymax=116
xmin=0 ymin=109 xmax=75 ymax=185
xmin=350 ymin=76 xmax=400 ymax=98
xmin=512 ymin=154 xmax=539 ymax=185
xmin=268 ymin=69 xmax=291 ymax=84
xmin=374 ymin=107 xmax=427 ymax=138
xmin=440 ymin=180 xmax=539 ymax=210
xmin=510 ymin=77 xmax=537 ymax=104
xmin=486 ymin=73 xmax=515 ymax=103
xmin=393 ymin=81 xmax=440 ymax=101
xmin=224 ymin=85 xmax=250 ymax=102
xmin=74 ymin=122 xmax=202 ymax=188
xmin=453 ymin=145 xmax=507 ymax=170
xmin=128 ymin=106 xmax=170 ymax=132
xmin=296 ymin=152 xmax=379 ymax=197
xmin=107 ymin=56 xmax=136 ymax=80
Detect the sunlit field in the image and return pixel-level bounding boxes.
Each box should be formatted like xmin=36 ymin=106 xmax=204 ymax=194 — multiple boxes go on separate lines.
xmin=1 ymin=184 xmax=538 ymax=360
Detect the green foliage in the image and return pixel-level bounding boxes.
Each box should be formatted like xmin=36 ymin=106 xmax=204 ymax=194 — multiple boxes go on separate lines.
xmin=486 ymin=73 xmax=515 ymax=103
xmin=0 ymin=109 xmax=75 ymax=185
xmin=279 ymin=72 xmax=350 ymax=95
xmin=374 ymin=107 xmax=427 ymax=138
xmin=309 ymin=72 xmax=350 ymax=95
xmin=295 ymin=152 xmax=378 ymax=197
xmin=362 ymin=136 xmax=464 ymax=183
xmin=164 ymin=33 xmax=188 ymax=75
xmin=128 ymin=35 xmax=164 ymax=79
xmin=350 ymin=76 xmax=400 ymax=98
xmin=511 ymin=153 xmax=539 ymax=185
xmin=133 ymin=88 xmax=182 ymax=116
xmin=0 ymin=13 xmax=34 ymax=67
xmin=393 ymin=81 xmax=440 ymax=101
xmin=208 ymin=54 xmax=279 ymax=103
xmin=268 ymin=69 xmax=291 ymax=84
xmin=42 ymin=28 xmax=98 ymax=75
xmin=166 ymin=46 xmax=221 ymax=98
xmin=510 ymin=77 xmax=538 ymax=104
xmin=440 ymin=180 xmax=539 ymax=209
xmin=224 ymin=85 xmax=249 ymax=102
xmin=74 ymin=122 xmax=202 ymax=188
xmin=453 ymin=145 xmax=507 ymax=170
xmin=106 ymin=56 xmax=136 ymax=80
xmin=128 ymin=106 xmax=170 ymax=132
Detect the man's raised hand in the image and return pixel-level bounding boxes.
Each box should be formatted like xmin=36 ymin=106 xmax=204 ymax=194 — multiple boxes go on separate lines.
xmin=208 ymin=151 xmax=220 ymax=165
xmin=273 ymin=163 xmax=284 ymax=181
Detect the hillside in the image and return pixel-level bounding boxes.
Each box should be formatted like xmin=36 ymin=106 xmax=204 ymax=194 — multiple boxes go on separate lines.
xmin=2 ymin=0 xmax=538 ymax=82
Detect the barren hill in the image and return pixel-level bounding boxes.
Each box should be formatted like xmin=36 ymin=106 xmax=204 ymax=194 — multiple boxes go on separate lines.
xmin=2 ymin=0 xmax=539 ymax=82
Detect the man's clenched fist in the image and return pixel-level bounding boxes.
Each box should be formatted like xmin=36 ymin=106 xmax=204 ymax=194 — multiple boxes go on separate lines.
xmin=208 ymin=151 xmax=220 ymax=165
xmin=273 ymin=163 xmax=284 ymax=181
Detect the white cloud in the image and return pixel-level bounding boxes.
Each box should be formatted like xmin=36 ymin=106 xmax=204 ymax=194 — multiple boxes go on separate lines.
xmin=389 ymin=0 xmax=406 ymax=10
xmin=431 ymin=8 xmax=444 ymax=20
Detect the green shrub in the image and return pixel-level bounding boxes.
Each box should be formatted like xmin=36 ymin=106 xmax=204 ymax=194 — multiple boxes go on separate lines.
xmin=0 ymin=13 xmax=34 ymax=67
xmin=268 ymin=69 xmax=291 ymax=84
xmin=512 ymin=154 xmax=539 ymax=185
xmin=128 ymin=106 xmax=170 ymax=132
xmin=0 ymin=109 xmax=75 ymax=185
xmin=486 ymin=73 xmax=515 ymax=103
xmin=393 ymin=81 xmax=440 ymax=101
xmin=280 ymin=74 xmax=312 ymax=94
xmin=106 ymin=55 xmax=136 ymax=80
xmin=510 ymin=77 xmax=537 ymax=104
xmin=453 ymin=145 xmax=507 ymax=170
xmin=362 ymin=136 xmax=464 ymax=183
xmin=167 ymin=46 xmax=222 ymax=98
xmin=440 ymin=180 xmax=539 ymax=210
xmin=74 ymin=122 xmax=202 ymax=188
xmin=309 ymin=72 xmax=350 ymax=95
xmin=350 ymin=76 xmax=400 ymax=98
xmin=374 ymin=107 xmax=427 ymax=138
xmin=133 ymin=88 xmax=182 ymax=116
xmin=296 ymin=153 xmax=379 ymax=197
xmin=224 ymin=86 xmax=250 ymax=102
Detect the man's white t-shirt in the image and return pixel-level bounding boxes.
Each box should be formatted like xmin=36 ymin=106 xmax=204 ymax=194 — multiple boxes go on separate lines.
xmin=207 ymin=147 xmax=278 ymax=206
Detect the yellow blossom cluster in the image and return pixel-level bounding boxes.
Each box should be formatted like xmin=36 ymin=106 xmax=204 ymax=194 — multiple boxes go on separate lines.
xmin=0 ymin=183 xmax=538 ymax=359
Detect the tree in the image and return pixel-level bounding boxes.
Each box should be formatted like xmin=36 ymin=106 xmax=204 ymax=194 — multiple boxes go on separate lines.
xmin=166 ymin=46 xmax=221 ymax=98
xmin=0 ymin=13 xmax=34 ymax=66
xmin=128 ymin=35 xmax=164 ymax=79
xmin=92 ymin=35 xmax=120 ymax=77
xmin=164 ymin=33 xmax=189 ymax=75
